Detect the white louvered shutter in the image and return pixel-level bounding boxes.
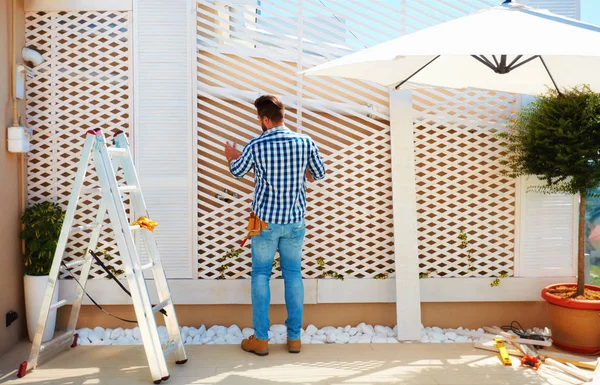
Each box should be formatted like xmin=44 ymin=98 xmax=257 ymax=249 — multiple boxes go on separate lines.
xmin=516 ymin=176 xmax=578 ymax=277
xmin=133 ymin=0 xmax=195 ymax=278
xmin=519 ymin=0 xmax=580 ymax=19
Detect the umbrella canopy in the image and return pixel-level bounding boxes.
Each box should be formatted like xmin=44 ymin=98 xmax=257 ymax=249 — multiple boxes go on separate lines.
xmin=303 ymin=1 xmax=600 ymax=95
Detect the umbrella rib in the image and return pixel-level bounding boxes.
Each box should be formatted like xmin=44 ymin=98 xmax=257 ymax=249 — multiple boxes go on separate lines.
xmin=394 ymin=55 xmax=440 ymax=89
xmin=538 ymin=56 xmax=562 ymax=95
xmin=507 ymin=55 xmax=523 ymax=69
xmin=509 ymin=55 xmax=539 ymax=71
xmin=471 ymin=55 xmax=497 ymax=72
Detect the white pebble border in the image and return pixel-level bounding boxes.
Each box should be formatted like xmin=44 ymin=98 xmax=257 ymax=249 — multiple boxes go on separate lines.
xmin=74 ymin=324 xmax=550 ymax=346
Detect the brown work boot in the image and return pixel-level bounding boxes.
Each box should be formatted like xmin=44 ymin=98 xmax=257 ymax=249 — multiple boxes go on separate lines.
xmin=241 ymin=335 xmax=269 ymax=356
xmin=287 ymin=338 xmax=301 ymax=354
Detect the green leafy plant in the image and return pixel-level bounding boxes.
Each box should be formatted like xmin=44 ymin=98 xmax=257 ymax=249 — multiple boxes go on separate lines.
xmin=20 ymin=202 xmax=65 ymax=276
xmin=316 ymin=257 xmax=344 ymax=280
xmin=458 ymin=229 xmax=476 ymax=274
xmin=98 ymin=251 xmax=125 ymax=277
xmin=217 ymin=248 xmax=243 ymax=280
xmin=500 ymin=85 xmax=600 ymax=296
xmin=490 ymin=272 xmax=509 ymax=287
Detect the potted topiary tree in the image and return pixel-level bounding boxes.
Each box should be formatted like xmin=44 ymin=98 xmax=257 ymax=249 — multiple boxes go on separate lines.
xmin=501 ymin=85 xmax=600 ymax=353
xmin=21 ymin=201 xmax=64 ymax=342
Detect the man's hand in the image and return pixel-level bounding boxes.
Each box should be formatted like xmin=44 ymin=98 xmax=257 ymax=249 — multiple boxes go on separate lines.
xmin=225 ymin=141 xmax=242 ymax=166
xmin=306 ymin=169 xmax=314 ymax=182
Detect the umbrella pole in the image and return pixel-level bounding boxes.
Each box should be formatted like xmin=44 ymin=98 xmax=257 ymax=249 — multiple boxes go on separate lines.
xmin=538 ymin=56 xmax=562 ymax=95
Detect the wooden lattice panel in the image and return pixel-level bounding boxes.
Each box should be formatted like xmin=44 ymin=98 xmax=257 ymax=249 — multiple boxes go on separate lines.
xmin=412 ymin=89 xmax=517 ymax=277
xmin=196 ymin=0 xmax=394 ymax=279
xmin=25 ymin=11 xmax=132 ymax=278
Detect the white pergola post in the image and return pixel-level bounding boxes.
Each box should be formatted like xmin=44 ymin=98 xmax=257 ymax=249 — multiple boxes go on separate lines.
xmin=389 ymin=89 xmax=421 ymax=341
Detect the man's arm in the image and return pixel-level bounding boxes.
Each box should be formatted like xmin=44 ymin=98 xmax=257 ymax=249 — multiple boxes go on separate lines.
xmin=307 ymin=140 xmax=326 ymax=181
xmin=225 ymin=141 xmax=254 ymax=179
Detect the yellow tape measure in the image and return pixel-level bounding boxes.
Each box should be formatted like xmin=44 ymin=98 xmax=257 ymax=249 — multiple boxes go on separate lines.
xmin=495 ymin=338 xmax=512 ymax=366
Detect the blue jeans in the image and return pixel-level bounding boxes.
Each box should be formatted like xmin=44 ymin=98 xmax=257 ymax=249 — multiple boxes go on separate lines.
xmin=251 ymin=219 xmax=305 ymax=341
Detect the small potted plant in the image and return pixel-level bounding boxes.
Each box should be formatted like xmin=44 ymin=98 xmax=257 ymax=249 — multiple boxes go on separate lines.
xmin=21 ymin=201 xmax=64 ymax=342
xmin=501 ymin=85 xmax=600 ymax=353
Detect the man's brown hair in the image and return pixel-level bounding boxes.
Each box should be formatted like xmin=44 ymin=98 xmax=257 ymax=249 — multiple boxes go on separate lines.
xmin=254 ymin=95 xmax=285 ymax=123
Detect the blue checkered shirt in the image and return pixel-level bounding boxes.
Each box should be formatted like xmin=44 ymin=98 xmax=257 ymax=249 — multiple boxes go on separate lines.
xmin=230 ymin=126 xmax=326 ymax=224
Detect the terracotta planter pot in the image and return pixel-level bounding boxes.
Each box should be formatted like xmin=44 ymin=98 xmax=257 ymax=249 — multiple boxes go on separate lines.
xmin=541 ymin=283 xmax=600 ymax=354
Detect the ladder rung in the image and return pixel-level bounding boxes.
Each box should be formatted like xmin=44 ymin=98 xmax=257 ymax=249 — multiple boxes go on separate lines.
xmin=152 ymin=299 xmax=171 ymax=314
xmin=129 ymin=225 xmax=141 ymax=231
xmin=60 ymin=257 xmax=91 ymax=270
xmin=107 ymin=147 xmax=127 ymax=156
xmin=70 ymin=223 xmax=102 ymax=233
xmin=81 ymin=187 xmax=102 ymax=195
xmin=50 ymin=295 xmax=77 ymax=311
xmin=82 ymin=185 xmax=139 ymax=195
xmin=141 ymin=262 xmax=154 ymax=271
xmin=40 ymin=331 xmax=74 ymax=352
xmin=118 ymin=185 xmax=139 ymax=193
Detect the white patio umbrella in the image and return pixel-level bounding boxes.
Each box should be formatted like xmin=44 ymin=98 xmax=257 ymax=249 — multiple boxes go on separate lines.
xmin=303 ymin=0 xmax=600 ymax=95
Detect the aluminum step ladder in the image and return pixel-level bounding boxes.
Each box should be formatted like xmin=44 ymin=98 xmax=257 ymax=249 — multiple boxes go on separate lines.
xmin=18 ymin=129 xmax=187 ymax=384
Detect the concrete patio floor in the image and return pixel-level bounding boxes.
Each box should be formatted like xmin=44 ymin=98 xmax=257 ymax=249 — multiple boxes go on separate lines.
xmin=0 ymin=341 xmax=595 ymax=385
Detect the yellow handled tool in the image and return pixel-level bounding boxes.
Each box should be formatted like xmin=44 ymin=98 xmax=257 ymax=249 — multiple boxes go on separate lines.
xmin=495 ymin=338 xmax=512 ymax=366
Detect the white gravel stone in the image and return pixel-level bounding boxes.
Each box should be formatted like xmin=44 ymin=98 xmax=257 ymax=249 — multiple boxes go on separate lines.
xmin=226 ymin=335 xmax=242 ymax=344
xmin=193 ymin=334 xmax=201 ymax=344
xmin=270 ymin=324 xmax=287 ymax=334
xmin=385 ymin=327 xmax=395 ymax=337
xmin=268 ymin=331 xmax=274 ymax=340
xmin=93 ymin=326 xmax=104 ymax=336
xmin=198 ymin=325 xmax=207 ymax=335
xmin=201 ymin=336 xmax=212 ymax=344
xmin=275 ymin=334 xmax=287 ymax=344
xmin=88 ymin=330 xmax=101 ymax=343
xmin=344 ymin=325 xmax=351 ymax=333
xmin=386 ymin=337 xmax=398 ymax=343
xmin=111 ymin=328 xmax=123 ymax=340
xmin=312 ymin=340 xmax=325 ymax=344
xmin=188 ymin=327 xmax=198 ymax=338
xmin=228 ymin=325 xmax=243 ymax=337
xmin=103 ymin=329 xmax=112 ymax=341
xmin=77 ymin=328 xmax=91 ymax=341
xmin=337 ymin=333 xmax=350 ymax=344
xmin=455 ymin=336 xmax=469 ymax=343
xmin=301 ymin=335 xmax=312 ymax=344
xmin=242 ymin=328 xmax=254 ymax=338
xmin=213 ymin=336 xmax=226 ymax=344
xmin=372 ymin=335 xmax=387 ymax=343
xmin=305 ymin=324 xmax=318 ymax=336
xmin=312 ymin=334 xmax=327 ymax=343
xmin=185 ymin=336 xmax=193 ymax=344
xmin=362 ymin=324 xmax=375 ymax=336
xmin=158 ymin=326 xmax=168 ymax=336
xmin=133 ymin=327 xmax=141 ymax=340
xmin=430 ymin=332 xmax=446 ymax=342
xmin=181 ymin=326 xmax=189 ymax=336
xmin=348 ymin=327 xmax=358 ymax=337
xmin=374 ymin=325 xmax=387 ymax=335
xmin=358 ymin=335 xmax=372 ymax=343
xmin=349 ymin=336 xmax=360 ymax=344
xmin=326 ymin=331 xmax=337 ymax=343
xmin=432 ymin=327 xmax=443 ymax=334
xmin=420 ymin=336 xmax=430 ymax=343
xmin=445 ymin=332 xmax=458 ymax=341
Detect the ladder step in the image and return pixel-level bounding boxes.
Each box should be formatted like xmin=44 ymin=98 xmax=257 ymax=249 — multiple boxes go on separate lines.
xmin=81 ymin=185 xmax=139 ymax=195
xmin=107 ymin=147 xmax=128 ymax=156
xmin=60 ymin=257 xmax=91 ymax=271
xmin=152 ymin=299 xmax=171 ymax=314
xmin=141 ymin=262 xmax=154 ymax=271
xmin=129 ymin=225 xmax=141 ymax=231
xmin=50 ymin=295 xmax=78 ymax=311
xmin=70 ymin=223 xmax=102 ymax=233
xmin=40 ymin=331 xmax=74 ymax=353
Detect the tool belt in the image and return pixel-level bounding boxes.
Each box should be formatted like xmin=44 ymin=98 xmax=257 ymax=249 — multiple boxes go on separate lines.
xmin=240 ymin=212 xmax=268 ymax=247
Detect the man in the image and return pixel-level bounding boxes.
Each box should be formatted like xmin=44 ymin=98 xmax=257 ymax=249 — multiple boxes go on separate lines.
xmin=224 ymin=95 xmax=326 ymax=356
